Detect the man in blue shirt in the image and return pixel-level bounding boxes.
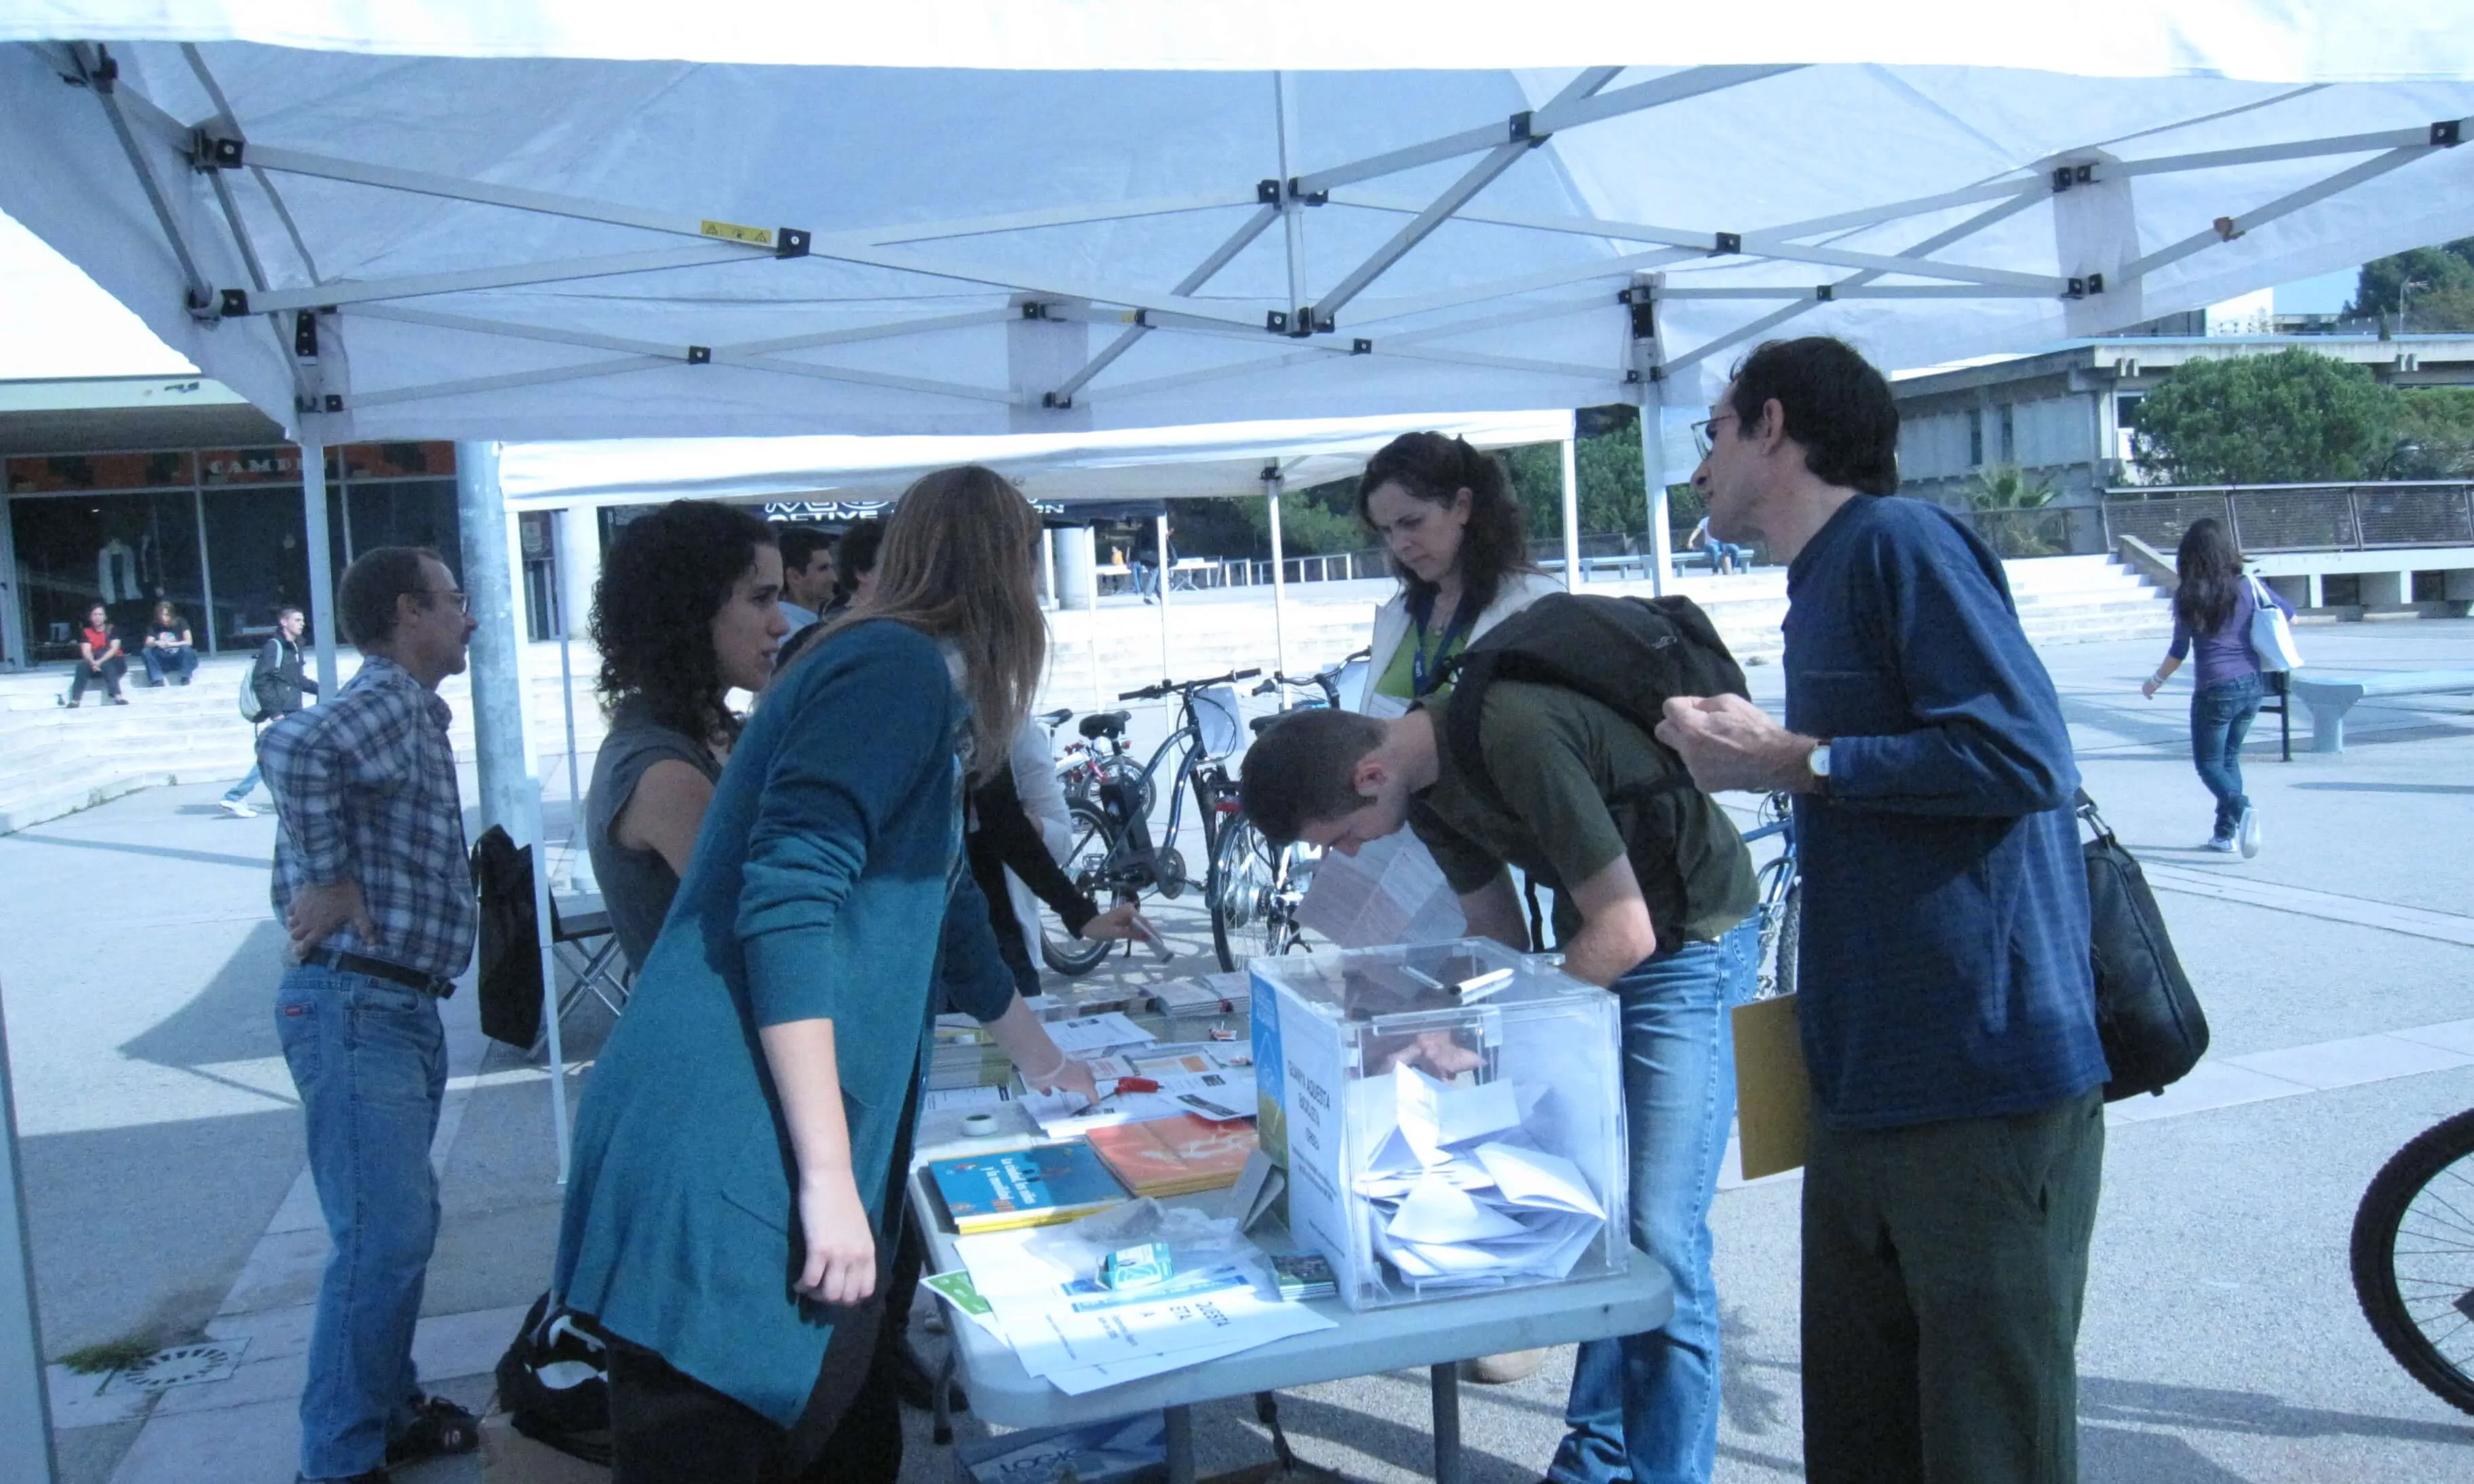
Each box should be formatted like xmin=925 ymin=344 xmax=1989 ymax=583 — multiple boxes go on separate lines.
xmin=1655 ymin=337 xmax=2106 ymax=1484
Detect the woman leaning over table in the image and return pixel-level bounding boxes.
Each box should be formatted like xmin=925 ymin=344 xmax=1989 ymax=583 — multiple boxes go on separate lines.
xmin=1354 ymin=431 xmax=1558 ymax=716
xmin=556 ymin=467 xmax=1094 ymax=1484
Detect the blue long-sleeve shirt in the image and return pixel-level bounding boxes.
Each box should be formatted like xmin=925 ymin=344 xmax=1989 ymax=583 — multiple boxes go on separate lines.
xmin=1783 ymin=495 xmax=2106 ymax=1129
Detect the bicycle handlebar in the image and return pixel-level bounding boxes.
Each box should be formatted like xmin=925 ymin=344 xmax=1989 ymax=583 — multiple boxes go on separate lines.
xmin=1116 ymin=667 xmax=1261 ymax=701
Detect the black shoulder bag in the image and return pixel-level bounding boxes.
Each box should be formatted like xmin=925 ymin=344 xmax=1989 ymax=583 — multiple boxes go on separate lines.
xmin=2077 ymin=789 xmax=2210 ymax=1099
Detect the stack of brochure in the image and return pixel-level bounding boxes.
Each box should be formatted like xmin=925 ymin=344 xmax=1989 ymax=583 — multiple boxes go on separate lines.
xmin=1355 ymin=1063 xmax=1609 ymax=1291
xmin=1018 ymin=1038 xmax=1256 ymax=1137
xmin=1146 ymin=971 xmax=1251 ymax=1020
xmin=936 ymin=1224 xmax=1334 ymax=1396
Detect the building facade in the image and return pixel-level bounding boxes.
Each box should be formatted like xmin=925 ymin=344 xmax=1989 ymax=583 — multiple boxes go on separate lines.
xmin=1891 ymin=332 xmax=2474 ymax=515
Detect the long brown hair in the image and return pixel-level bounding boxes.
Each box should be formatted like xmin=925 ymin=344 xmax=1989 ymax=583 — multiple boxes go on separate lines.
xmin=1356 ymin=432 xmax=1538 ymax=619
xmin=819 ymin=465 xmax=1045 ymax=775
xmin=2172 ymin=516 xmax=2243 ymax=636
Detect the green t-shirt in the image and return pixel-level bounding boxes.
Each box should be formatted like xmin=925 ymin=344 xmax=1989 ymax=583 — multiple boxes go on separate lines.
xmin=1409 ymin=680 xmax=1758 ymax=950
xmin=1374 ymin=621 xmax=1470 ymax=703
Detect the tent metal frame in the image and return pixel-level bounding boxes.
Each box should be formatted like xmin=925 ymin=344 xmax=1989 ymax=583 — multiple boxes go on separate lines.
xmin=41 ymin=42 xmax=2466 ymax=437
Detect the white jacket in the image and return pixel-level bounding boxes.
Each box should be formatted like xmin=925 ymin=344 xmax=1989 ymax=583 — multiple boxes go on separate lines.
xmin=1354 ymin=570 xmax=1564 ymax=714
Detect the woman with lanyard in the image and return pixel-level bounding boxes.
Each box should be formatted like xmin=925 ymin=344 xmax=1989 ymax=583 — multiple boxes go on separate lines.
xmin=1354 ymin=431 xmax=1558 ymax=717
xmin=1348 ymin=431 xmax=1558 ymax=1389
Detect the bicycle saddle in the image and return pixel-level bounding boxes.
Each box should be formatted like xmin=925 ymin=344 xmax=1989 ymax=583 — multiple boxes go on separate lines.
xmin=1036 ymin=707 xmax=1073 ymax=729
xmin=1079 ymin=710 xmax=1132 ymax=739
xmin=1248 ymin=714 xmax=1292 ymax=736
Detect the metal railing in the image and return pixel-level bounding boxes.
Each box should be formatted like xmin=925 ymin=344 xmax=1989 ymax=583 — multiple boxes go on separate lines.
xmin=2102 ymin=482 xmax=2474 ymax=555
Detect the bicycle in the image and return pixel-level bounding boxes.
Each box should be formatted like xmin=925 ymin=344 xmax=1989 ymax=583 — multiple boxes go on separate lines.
xmin=1740 ymin=790 xmax=1800 ymax=1000
xmin=2351 ymin=1106 xmax=2474 ymax=1413
xmin=1041 ymin=669 xmax=1258 ymax=977
xmin=1205 ymin=652 xmax=1369 ymax=973
xmin=1042 ymin=705 xmax=1152 ymax=818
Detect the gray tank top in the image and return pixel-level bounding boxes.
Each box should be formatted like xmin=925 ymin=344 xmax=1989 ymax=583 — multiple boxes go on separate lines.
xmin=585 ymin=700 xmax=722 ymax=970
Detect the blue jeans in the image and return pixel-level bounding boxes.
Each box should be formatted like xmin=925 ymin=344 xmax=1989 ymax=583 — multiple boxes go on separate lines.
xmin=225 ymin=761 xmax=263 ymax=804
xmin=1549 ymin=919 xmax=1758 ymax=1484
xmin=142 ymin=646 xmax=196 ymax=684
xmin=276 ymin=964 xmax=449 ymax=1479
xmin=2190 ymin=673 xmax=2263 ymax=839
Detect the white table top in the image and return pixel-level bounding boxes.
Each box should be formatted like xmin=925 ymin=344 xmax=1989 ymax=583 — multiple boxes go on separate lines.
xmin=906 ymin=1099 xmax=1671 ymax=1430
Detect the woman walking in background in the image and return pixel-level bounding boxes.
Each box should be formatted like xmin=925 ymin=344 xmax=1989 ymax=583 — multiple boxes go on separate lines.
xmin=556 ymin=467 xmax=1091 ymax=1484
xmin=2142 ymin=516 xmax=2294 ymax=857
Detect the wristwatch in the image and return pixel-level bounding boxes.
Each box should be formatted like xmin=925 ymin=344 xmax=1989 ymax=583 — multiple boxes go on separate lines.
xmin=1806 ymin=741 xmax=1832 ymax=792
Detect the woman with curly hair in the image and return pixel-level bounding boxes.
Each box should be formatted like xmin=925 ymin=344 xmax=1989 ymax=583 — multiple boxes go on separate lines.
xmin=585 ymin=501 xmax=790 ymax=969
xmin=1353 ymin=431 xmax=1558 ymax=716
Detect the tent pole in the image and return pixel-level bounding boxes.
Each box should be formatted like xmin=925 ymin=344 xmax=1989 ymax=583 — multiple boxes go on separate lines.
xmin=301 ymin=439 xmax=341 ymax=697
xmin=459 ymin=443 xmax=570 ymax=1179
xmin=1642 ymin=393 xmax=1674 ymax=598
xmin=1154 ymin=513 xmax=1173 ymax=683
xmin=1264 ymin=469 xmax=1290 ymax=682
xmin=1560 ymin=435 xmax=1583 ymax=593
xmin=0 ymin=975 xmax=59 ymax=1484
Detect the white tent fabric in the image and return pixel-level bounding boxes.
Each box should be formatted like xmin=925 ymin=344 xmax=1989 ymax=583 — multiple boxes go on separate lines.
xmin=497 ymin=409 xmax=1577 ymax=509
xmin=3 ymin=22 xmax=2473 ymax=454
xmin=9 ymin=1 xmax=2474 ymax=79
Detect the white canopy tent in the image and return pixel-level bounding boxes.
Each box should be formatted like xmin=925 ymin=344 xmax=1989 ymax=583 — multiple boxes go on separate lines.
xmin=7 ymin=7 xmax=2474 ymax=1476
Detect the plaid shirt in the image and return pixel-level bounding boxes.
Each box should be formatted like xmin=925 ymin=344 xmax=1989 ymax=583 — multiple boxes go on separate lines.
xmin=260 ymin=655 xmax=476 ymax=983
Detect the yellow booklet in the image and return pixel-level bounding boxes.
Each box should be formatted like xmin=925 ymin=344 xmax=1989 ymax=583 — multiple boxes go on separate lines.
xmin=1732 ymin=994 xmax=1811 ymax=1181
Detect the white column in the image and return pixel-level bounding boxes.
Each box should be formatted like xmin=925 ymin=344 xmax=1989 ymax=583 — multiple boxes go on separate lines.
xmin=1641 ymin=392 xmax=1674 ymax=597
xmin=554 ymin=501 xmax=602 ymax=640
xmin=0 ymin=499 xmax=23 ymax=670
xmin=1154 ymin=513 xmax=1174 ymax=682
xmin=1265 ymin=471 xmax=1291 ymax=681
xmin=301 ymin=439 xmax=342 ymax=695
xmin=1560 ymin=435 xmax=1583 ymax=593
xmin=1041 ymin=528 xmax=1060 ymax=611
xmin=0 ymin=975 xmax=58 ymax=1484
xmin=1056 ymin=526 xmax=1098 ymax=610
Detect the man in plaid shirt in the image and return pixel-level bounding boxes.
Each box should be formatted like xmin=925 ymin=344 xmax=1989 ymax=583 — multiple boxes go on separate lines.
xmin=260 ymin=545 xmax=481 ymax=1483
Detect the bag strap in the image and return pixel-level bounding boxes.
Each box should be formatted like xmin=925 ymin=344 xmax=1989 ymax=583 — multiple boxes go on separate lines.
xmin=2073 ymin=786 xmax=2117 ymax=848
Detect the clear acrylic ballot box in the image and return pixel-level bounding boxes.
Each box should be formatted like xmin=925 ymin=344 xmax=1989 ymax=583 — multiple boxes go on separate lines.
xmin=1250 ymin=938 xmax=1627 ymax=1310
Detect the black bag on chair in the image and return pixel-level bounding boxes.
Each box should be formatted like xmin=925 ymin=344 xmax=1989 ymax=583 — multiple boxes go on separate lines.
xmin=469 ymin=825 xmax=544 ymax=1049
xmin=2076 ymin=789 xmax=2210 ymax=1100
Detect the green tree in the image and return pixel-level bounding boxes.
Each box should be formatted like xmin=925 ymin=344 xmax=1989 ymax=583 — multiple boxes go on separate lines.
xmin=1960 ymin=463 xmax=2056 ymax=509
xmin=2386 ymin=388 xmax=2474 ymax=480
xmin=2133 ymin=349 xmax=2399 ymax=484
xmin=2349 ymin=240 xmax=2474 ymax=333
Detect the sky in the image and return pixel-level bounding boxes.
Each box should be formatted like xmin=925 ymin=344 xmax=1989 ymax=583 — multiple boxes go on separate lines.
xmin=0 ymin=209 xmax=2380 ymax=387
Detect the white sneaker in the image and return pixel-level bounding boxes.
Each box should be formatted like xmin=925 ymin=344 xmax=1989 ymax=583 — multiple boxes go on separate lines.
xmin=219 ymin=798 xmax=257 ymax=819
xmin=2238 ymin=807 xmax=2260 ymax=858
xmin=2202 ymin=835 xmax=2236 ymax=853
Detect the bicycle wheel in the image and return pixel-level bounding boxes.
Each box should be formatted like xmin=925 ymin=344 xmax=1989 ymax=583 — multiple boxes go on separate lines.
xmin=2352 ymin=1107 xmax=2474 ymax=1414
xmin=1041 ymin=800 xmax=1121 ymax=978
xmin=1752 ymin=861 xmax=1800 ymax=1000
xmin=1209 ymin=811 xmax=1294 ymax=973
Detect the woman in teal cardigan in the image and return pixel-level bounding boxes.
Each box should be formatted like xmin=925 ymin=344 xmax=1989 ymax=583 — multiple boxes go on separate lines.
xmin=556 ymin=467 xmax=1083 ymax=1483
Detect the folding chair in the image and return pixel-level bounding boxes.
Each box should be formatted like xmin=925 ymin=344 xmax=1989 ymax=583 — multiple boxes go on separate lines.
xmin=547 ymin=891 xmax=632 ymax=1030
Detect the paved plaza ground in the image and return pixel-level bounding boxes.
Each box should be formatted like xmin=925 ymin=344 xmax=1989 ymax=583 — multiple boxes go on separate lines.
xmin=5 ymin=615 xmax=2473 ymax=1482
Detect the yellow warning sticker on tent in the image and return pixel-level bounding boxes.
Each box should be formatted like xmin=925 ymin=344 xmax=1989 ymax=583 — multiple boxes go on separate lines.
xmin=700 ymin=220 xmax=775 ymax=248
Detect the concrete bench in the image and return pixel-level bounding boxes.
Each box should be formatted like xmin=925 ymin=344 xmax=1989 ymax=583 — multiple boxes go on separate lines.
xmin=2286 ymin=669 xmax=2474 ymax=753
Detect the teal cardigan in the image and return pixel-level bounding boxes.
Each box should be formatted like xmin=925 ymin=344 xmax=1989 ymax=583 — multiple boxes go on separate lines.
xmin=554 ymin=619 xmax=1011 ymax=1425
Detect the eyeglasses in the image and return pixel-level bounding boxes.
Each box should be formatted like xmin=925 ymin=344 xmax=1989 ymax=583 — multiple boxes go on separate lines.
xmin=1690 ymin=412 xmax=1740 ymax=458
xmin=425 ymin=589 xmax=471 ymax=615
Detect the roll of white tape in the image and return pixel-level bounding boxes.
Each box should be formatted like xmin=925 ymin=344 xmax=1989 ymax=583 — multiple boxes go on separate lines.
xmin=960 ymin=1112 xmax=999 ymax=1137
